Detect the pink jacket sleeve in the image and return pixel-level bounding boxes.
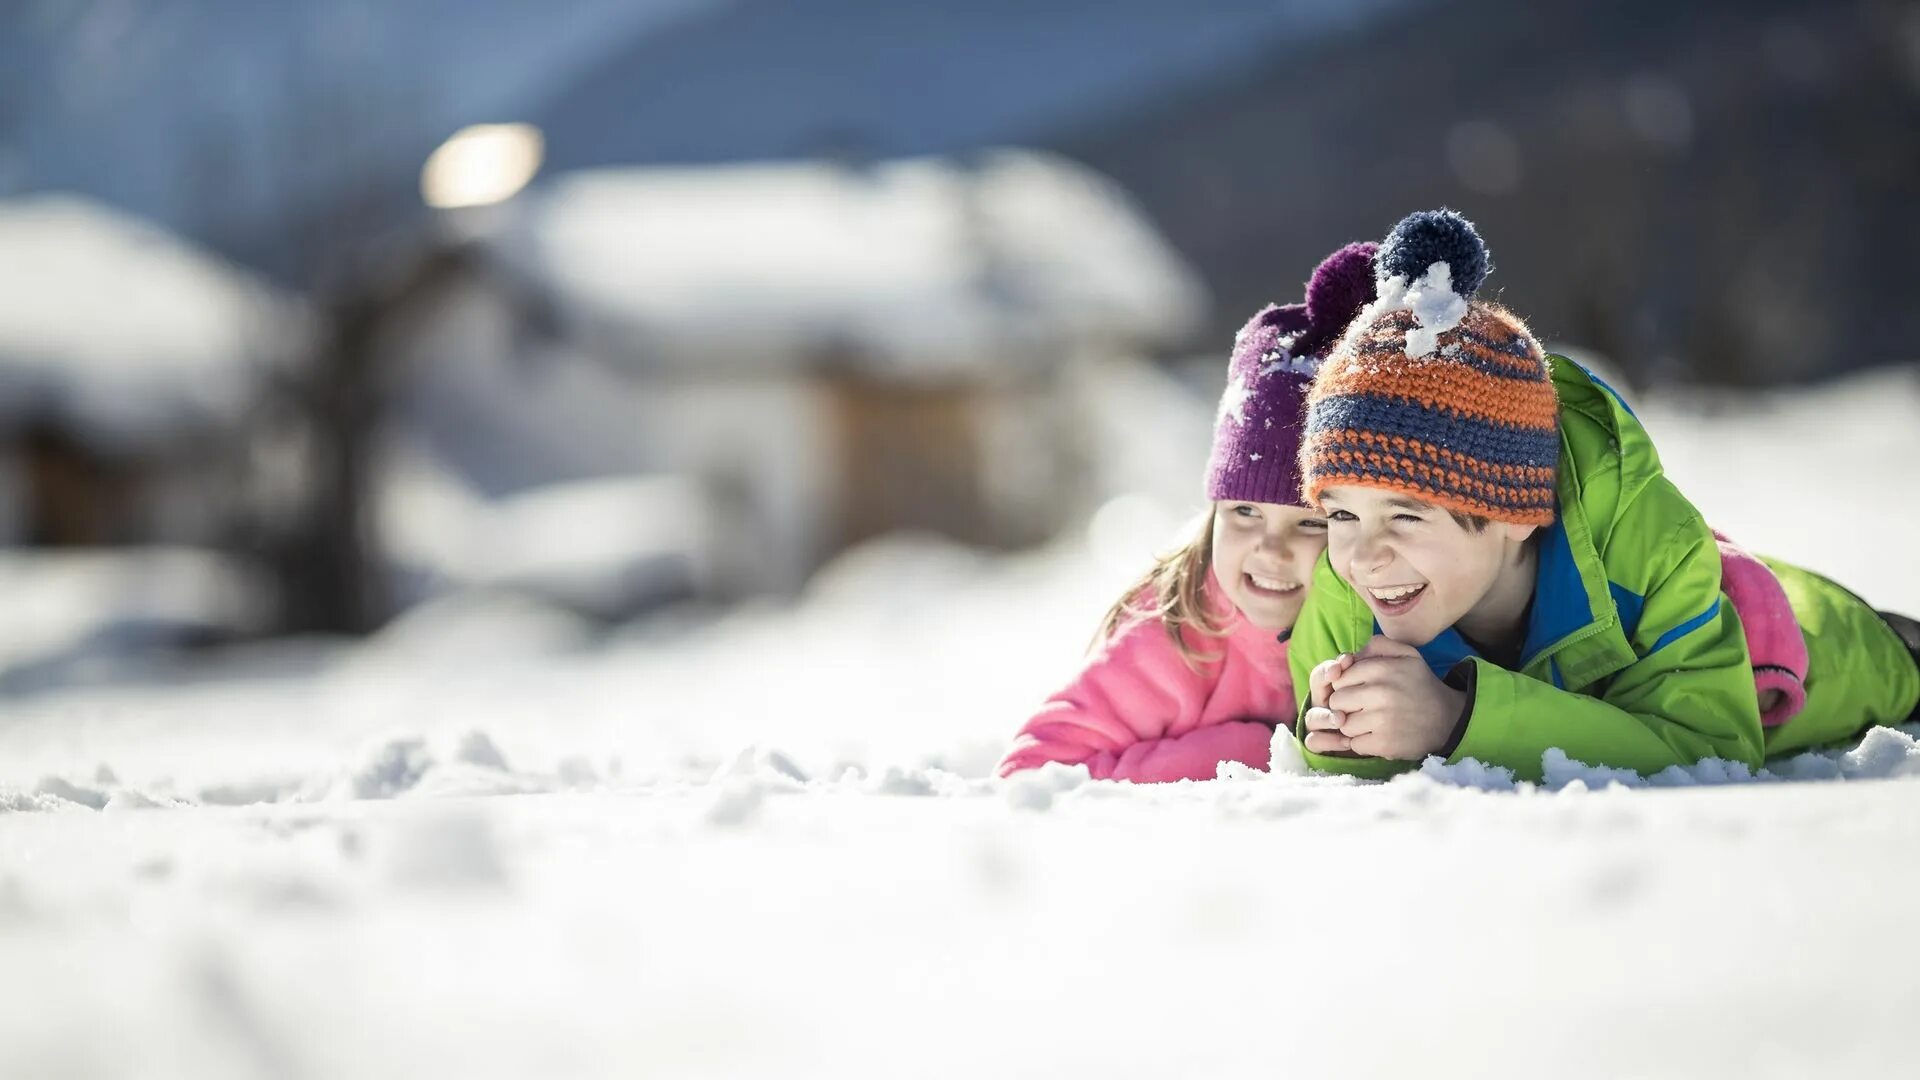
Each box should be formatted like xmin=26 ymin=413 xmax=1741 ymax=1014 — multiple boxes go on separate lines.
xmin=996 ymin=614 xmax=1276 ymax=783
xmin=1714 ymin=530 xmax=1808 ymax=727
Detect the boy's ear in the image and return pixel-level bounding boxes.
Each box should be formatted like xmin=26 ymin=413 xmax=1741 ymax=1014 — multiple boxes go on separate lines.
xmin=1498 ymin=522 xmax=1539 ymax=545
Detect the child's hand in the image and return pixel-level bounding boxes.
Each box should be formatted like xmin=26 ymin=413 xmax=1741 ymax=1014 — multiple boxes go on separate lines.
xmin=1309 ymin=653 xmax=1356 ymax=709
xmin=1322 ymin=636 xmax=1466 ymax=760
xmin=1302 ymin=653 xmax=1357 ymax=755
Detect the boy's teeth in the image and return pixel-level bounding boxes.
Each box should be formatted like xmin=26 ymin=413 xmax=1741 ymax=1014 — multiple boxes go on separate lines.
xmin=1368 ymin=584 xmax=1425 ymax=601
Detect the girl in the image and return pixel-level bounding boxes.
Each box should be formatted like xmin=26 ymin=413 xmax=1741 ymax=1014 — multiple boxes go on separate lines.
xmin=996 ymin=243 xmax=1382 ymax=782
xmin=1291 ymin=210 xmax=1920 ymax=780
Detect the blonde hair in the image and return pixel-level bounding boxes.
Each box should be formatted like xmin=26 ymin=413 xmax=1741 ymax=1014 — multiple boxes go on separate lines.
xmin=1094 ymin=509 xmax=1231 ymax=669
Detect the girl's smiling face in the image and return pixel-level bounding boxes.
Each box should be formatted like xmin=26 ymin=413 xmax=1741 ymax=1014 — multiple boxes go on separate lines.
xmin=1209 ymin=501 xmax=1328 ymax=631
xmin=1318 ymin=485 xmax=1539 ymax=649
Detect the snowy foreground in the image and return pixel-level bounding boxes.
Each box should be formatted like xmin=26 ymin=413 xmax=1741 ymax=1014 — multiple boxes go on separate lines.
xmin=4 ymin=366 xmax=1920 ymax=1079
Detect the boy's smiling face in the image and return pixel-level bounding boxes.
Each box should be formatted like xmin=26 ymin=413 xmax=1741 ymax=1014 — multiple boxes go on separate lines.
xmin=1318 ymin=485 xmax=1539 ymax=649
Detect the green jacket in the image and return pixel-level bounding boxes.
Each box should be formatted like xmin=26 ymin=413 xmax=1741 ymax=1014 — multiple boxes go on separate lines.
xmin=1289 ymin=358 xmax=1919 ymax=782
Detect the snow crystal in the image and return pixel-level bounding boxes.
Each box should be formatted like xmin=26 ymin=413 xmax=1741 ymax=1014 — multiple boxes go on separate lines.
xmin=704 ymin=777 xmax=765 ymax=827
xmin=1000 ymin=760 xmax=1092 ymax=812
xmin=865 ymin=765 xmax=937 ymax=796
xmin=1664 ymin=756 xmax=1758 ymax=786
xmin=101 ymin=789 xmax=186 ymax=812
xmin=1216 ymin=372 xmax=1251 ymax=427
xmin=1413 ymin=754 xmax=1518 ymax=791
xmin=1839 ymin=725 xmax=1920 ymax=780
xmin=1214 ymin=759 xmax=1264 ymax=782
xmin=340 ymin=736 xmax=435 ymax=800
xmin=0 ymin=786 xmax=74 ymax=813
xmin=1418 ymin=749 xmax=1776 ymax=793
xmin=33 ymin=775 xmax=108 ymax=810
xmin=1266 ymin=727 xmax=1311 ymax=776
xmin=1256 ymin=339 xmax=1318 ymax=378
xmin=1771 ymin=752 xmax=1843 ymax=782
xmin=452 ymin=730 xmax=510 ymax=771
xmin=1034 ymin=761 xmax=1092 ymax=792
xmin=1401 ymin=261 xmax=1469 ymax=358
xmin=1413 ymin=741 xmax=1917 ymax=794
xmin=1001 ymin=774 xmax=1057 ymax=812
xmin=1541 ymin=751 xmax=1651 ymax=791
xmin=1346 ymin=260 xmax=1470 ymax=361
xmin=709 ymin=746 xmax=809 ymax=790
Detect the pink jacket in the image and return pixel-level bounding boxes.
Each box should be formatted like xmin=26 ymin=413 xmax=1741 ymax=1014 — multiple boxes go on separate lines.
xmin=997 ymin=574 xmax=1289 ymax=783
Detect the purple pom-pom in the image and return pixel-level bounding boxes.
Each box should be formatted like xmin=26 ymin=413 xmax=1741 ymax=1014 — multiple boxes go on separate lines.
xmin=1305 ymin=243 xmax=1378 ymax=328
xmin=1291 ymin=242 xmax=1378 ymax=358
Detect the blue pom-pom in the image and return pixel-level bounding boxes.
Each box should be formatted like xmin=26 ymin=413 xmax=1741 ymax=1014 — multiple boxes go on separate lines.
xmin=1377 ymin=209 xmax=1490 ymax=296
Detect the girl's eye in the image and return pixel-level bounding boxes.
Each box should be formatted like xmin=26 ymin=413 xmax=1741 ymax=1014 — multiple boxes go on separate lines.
xmin=1299 ymin=518 xmax=1328 ymax=532
xmin=1232 ymin=505 xmax=1260 ymax=519
xmin=1326 ymin=510 xmax=1357 ymax=523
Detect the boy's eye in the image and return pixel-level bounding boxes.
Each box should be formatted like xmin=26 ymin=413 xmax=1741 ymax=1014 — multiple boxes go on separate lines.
xmin=1393 ymin=513 xmax=1424 ymax=523
xmin=1326 ymin=510 xmax=1357 ymax=523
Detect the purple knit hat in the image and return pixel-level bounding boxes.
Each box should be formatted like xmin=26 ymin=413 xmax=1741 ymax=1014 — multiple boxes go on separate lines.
xmin=1206 ymin=242 xmax=1378 ymax=506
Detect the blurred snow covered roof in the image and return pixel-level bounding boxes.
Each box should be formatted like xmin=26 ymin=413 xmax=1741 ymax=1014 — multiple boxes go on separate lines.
xmin=0 ymin=195 xmax=298 ymax=453
xmin=492 ymin=149 xmax=1209 ymax=375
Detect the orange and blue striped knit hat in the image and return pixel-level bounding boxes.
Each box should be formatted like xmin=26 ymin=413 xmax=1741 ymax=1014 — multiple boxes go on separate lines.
xmin=1301 ymin=210 xmax=1559 ymax=526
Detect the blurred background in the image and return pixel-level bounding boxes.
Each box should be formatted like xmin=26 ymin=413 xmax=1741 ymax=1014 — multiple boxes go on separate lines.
xmin=0 ymin=0 xmax=1916 ymax=695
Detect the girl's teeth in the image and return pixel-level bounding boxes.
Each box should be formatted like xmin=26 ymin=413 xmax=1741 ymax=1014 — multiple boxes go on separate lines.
xmin=1249 ymin=575 xmax=1299 ymax=593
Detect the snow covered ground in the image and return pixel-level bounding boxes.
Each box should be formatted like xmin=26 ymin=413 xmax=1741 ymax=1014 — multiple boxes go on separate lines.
xmin=2 ymin=362 xmax=1919 ymax=1079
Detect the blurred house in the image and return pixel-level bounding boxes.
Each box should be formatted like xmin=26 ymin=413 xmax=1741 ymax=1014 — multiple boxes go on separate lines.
xmin=0 ymin=195 xmax=300 ymax=549
xmin=388 ymin=149 xmax=1207 ymax=598
xmin=0 ymin=195 xmax=299 ymax=681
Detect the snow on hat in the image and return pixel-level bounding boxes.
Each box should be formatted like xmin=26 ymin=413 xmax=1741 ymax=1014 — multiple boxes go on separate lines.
xmin=1206 ymin=242 xmax=1378 ymax=507
xmin=1301 ymin=209 xmax=1559 ymax=525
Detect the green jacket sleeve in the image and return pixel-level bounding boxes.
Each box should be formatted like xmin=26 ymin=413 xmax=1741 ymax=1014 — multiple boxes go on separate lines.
xmin=1449 ymin=516 xmax=1767 ymax=781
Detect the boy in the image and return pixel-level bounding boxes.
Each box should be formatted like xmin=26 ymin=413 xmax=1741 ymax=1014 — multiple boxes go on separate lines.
xmin=1289 ymin=210 xmax=1920 ymax=781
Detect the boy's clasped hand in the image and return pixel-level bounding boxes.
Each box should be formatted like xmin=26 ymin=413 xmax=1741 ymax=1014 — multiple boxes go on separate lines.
xmin=1303 ymin=638 xmax=1466 ymax=760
